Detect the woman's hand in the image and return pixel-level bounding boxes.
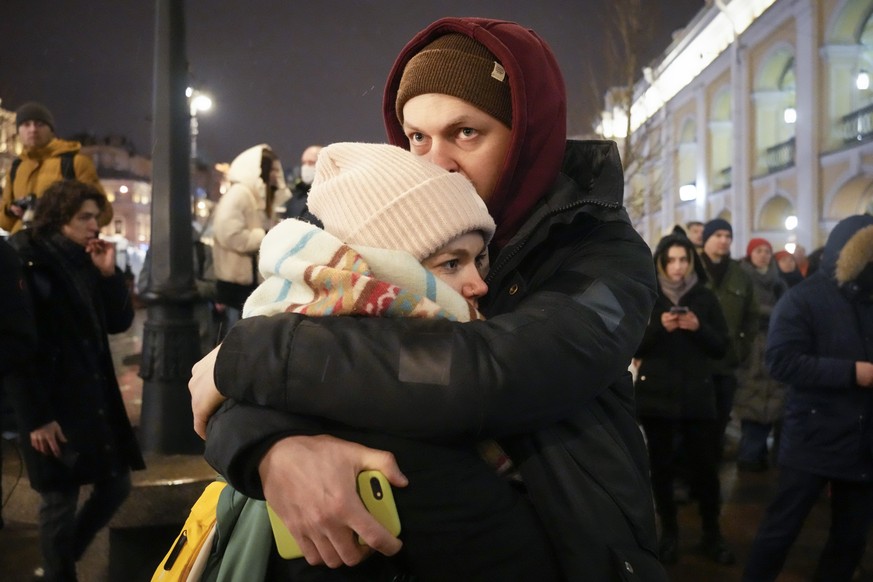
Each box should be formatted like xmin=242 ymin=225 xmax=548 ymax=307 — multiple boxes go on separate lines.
xmin=189 ymin=345 xmax=226 ymax=439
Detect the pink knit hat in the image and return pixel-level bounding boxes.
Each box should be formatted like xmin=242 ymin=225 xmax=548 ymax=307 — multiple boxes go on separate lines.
xmin=307 ymin=142 xmax=495 ymax=261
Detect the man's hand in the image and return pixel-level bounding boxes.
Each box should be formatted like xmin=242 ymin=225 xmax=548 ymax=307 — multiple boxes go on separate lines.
xmin=86 ymin=239 xmax=116 ymax=276
xmin=30 ymin=420 xmax=66 ymax=457
xmin=259 ymin=435 xmax=408 ymax=568
xmin=189 ymin=344 xmax=226 ymax=439
xmin=857 ymin=361 xmax=873 ymax=388
xmin=6 ymin=203 xmax=23 ymax=218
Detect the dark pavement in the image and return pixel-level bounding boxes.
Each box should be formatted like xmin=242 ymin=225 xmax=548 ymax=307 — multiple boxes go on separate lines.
xmin=2 ymin=308 xmax=873 ymax=580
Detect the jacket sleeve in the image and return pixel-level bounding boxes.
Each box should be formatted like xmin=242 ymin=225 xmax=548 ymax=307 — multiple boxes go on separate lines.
xmin=74 ymin=154 xmax=113 ymax=227
xmin=694 ymin=293 xmax=730 ymax=360
xmin=0 ymin=241 xmax=37 ymax=376
xmin=736 ymin=275 xmax=759 ymax=364
xmin=97 ymin=269 xmax=134 ymax=334
xmin=765 ymin=287 xmax=856 ymax=389
xmin=204 ymin=400 xmax=325 ymax=498
xmin=214 ymin=219 xmax=657 ymax=441
xmin=212 ymin=187 xmax=266 ymax=254
xmin=0 ymin=169 xmax=15 ymax=231
xmin=635 ymin=304 xmax=664 ymax=357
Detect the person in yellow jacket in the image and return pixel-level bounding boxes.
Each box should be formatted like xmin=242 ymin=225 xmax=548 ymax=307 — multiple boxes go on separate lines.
xmin=1 ymin=102 xmax=111 ymax=234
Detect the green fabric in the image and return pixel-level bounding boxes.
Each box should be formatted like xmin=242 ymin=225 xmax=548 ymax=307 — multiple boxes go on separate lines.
xmin=705 ymin=258 xmax=759 ymax=374
xmin=201 ymin=483 xmax=274 ymax=582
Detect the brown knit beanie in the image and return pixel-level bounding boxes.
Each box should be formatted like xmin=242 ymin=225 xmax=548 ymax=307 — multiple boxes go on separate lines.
xmin=396 ymin=33 xmax=512 ymax=128
xmin=307 ymin=142 xmax=495 ymax=262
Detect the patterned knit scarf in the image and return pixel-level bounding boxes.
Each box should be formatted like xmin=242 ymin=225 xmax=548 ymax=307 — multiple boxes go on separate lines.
xmin=244 ymin=219 xmax=482 ymax=322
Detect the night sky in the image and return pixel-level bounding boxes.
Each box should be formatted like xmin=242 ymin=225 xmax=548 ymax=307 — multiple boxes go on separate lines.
xmin=1 ymin=0 xmax=703 ymax=171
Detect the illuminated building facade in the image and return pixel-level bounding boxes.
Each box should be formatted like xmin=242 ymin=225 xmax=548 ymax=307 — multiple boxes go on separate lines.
xmin=601 ymin=0 xmax=873 ymax=253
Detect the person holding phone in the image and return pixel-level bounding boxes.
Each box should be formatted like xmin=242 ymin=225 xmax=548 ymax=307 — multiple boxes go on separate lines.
xmin=635 ymin=231 xmax=733 ymax=565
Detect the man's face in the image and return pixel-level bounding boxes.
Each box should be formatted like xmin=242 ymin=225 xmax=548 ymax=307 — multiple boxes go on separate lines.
xmin=61 ymin=199 xmax=101 ymax=247
xmin=703 ymin=229 xmax=732 ymax=260
xmin=300 ymin=145 xmax=321 ymax=185
xmin=18 ymin=120 xmax=54 ymax=149
xmin=401 ymin=93 xmax=512 ymax=203
xmin=421 ymin=231 xmax=489 ymax=310
xmin=687 ymin=224 xmax=703 ymax=246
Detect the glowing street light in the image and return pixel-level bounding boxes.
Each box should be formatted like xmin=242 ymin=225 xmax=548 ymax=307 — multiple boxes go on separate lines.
xmin=679 ymin=183 xmax=698 ymax=202
xmin=187 ymin=87 xmax=213 ymax=161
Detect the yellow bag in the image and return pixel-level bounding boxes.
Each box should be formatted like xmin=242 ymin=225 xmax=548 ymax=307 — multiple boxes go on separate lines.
xmin=152 ymin=480 xmax=227 ymax=582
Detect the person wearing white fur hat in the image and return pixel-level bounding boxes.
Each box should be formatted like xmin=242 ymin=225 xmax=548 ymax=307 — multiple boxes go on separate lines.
xmin=211 ymin=144 xmax=290 ymax=328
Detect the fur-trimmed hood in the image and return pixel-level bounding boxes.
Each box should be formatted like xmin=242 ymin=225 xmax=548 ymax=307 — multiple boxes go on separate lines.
xmin=836 ymin=224 xmax=873 ymax=285
xmin=226 ymin=144 xmax=287 ymax=194
xmin=823 ymin=215 xmax=873 ymax=301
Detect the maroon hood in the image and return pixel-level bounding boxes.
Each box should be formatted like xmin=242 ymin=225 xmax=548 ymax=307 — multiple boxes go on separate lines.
xmin=383 ymin=17 xmax=567 ymax=250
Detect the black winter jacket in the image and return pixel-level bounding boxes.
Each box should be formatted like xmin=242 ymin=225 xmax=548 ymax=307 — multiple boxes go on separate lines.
xmin=767 ymin=215 xmax=873 ymax=481
xmin=7 ymin=230 xmax=144 ymax=491
xmin=635 ymin=284 xmax=728 ymax=419
xmin=206 ymin=141 xmax=664 ymax=579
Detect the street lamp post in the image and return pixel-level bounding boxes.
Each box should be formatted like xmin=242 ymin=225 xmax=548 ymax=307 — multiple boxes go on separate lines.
xmin=138 ymin=0 xmax=202 ymax=455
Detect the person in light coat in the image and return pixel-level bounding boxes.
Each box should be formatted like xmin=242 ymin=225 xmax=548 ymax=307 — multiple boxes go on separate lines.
xmin=211 ymin=144 xmax=289 ymax=328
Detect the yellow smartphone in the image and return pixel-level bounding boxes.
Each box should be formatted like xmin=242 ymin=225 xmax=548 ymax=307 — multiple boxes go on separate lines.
xmin=266 ymin=470 xmax=402 ymax=560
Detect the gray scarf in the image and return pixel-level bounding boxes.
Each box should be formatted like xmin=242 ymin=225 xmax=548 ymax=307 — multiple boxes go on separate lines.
xmin=658 ymin=270 xmax=698 ymax=306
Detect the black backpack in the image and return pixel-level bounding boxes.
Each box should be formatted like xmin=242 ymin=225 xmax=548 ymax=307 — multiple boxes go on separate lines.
xmin=9 ymin=150 xmax=77 ymax=187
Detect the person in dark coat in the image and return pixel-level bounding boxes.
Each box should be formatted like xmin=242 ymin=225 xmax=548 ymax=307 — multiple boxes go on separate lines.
xmin=734 ymin=238 xmax=788 ymax=472
xmin=635 ymin=233 xmax=732 ymax=565
xmin=0 ymin=237 xmax=38 ymax=529
xmin=6 ymin=180 xmax=145 ymax=582
xmin=281 ymin=144 xmax=323 ymax=226
xmin=189 ymin=17 xmax=664 ymax=581
xmin=774 ymin=249 xmax=804 ymax=288
xmin=699 ymin=218 xmax=759 ymax=458
xmin=743 ymin=214 xmax=873 ymax=581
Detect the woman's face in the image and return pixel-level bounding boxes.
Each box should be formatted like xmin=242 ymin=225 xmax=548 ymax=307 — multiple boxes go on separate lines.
xmin=750 ymin=245 xmax=772 ymax=269
xmin=665 ymin=244 xmax=691 ymax=283
xmin=268 ymin=160 xmax=282 ymax=187
xmin=421 ymin=231 xmax=489 ymax=310
xmin=776 ymin=253 xmax=796 ymax=273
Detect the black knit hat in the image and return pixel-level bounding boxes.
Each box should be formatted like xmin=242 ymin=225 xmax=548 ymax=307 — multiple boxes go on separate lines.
xmin=395 ymin=33 xmax=512 ymax=128
xmin=16 ymin=102 xmax=55 ymax=131
xmin=702 ymin=218 xmax=732 ymax=245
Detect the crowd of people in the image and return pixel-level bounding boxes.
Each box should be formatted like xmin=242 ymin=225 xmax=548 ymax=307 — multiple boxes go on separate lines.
xmin=2 ymin=14 xmax=873 ymax=582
